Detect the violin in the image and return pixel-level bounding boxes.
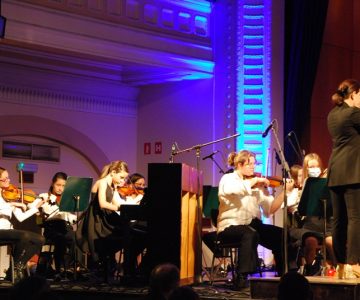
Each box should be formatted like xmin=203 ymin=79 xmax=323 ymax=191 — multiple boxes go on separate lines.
xmin=246 ymin=173 xmax=283 ymax=189
xmin=1 ymin=183 xmax=38 ymax=204
xmin=117 ymin=183 xmax=145 ymax=198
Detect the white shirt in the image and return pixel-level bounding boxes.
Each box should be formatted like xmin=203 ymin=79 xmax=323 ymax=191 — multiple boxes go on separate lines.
xmin=36 ymin=193 xmax=77 ymax=224
xmin=217 ymin=172 xmax=274 ymax=233
xmin=0 ymin=194 xmax=39 ymax=230
xmin=282 ymin=187 xmax=301 ymax=214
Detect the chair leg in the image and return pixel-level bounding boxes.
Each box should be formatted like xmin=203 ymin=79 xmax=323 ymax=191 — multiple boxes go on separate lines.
xmin=209 ymin=253 xmax=217 ymax=285
xmin=10 ymin=252 xmax=15 ymax=284
xmin=229 ymin=248 xmax=236 ymax=283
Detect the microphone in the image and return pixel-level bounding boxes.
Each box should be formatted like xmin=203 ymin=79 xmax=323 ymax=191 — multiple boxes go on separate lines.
xmin=202 ymin=150 xmax=219 ymax=160
xmin=262 ymin=120 xmax=275 ymax=138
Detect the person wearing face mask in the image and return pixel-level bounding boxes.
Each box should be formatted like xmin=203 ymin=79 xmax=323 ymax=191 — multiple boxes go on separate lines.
xmin=298 ymin=153 xmax=336 ymax=275
xmin=327 ymin=78 xmax=360 ymax=279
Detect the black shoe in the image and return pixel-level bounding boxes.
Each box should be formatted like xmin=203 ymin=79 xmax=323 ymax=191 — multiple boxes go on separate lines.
xmin=13 ymin=264 xmax=26 ymax=283
xmin=304 ymin=262 xmax=321 ymax=276
xmin=232 ymin=273 xmax=249 ymax=290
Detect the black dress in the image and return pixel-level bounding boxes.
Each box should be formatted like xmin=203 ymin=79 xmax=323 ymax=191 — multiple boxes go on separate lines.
xmin=76 ymin=184 xmax=128 ymax=263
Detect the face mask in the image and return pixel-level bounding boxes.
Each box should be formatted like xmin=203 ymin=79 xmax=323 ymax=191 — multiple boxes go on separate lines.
xmin=308 ymin=167 xmax=321 ymax=178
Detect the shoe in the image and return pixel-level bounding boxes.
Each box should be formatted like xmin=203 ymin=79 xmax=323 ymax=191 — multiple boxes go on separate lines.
xmin=232 ymin=273 xmax=249 ymax=290
xmin=335 ymin=264 xmax=359 ymax=279
xmin=303 ymin=262 xmax=321 ymax=276
xmin=345 ymin=264 xmax=360 ymax=279
xmin=14 ymin=262 xmax=27 ymax=283
xmin=336 ymin=264 xmax=345 ymax=279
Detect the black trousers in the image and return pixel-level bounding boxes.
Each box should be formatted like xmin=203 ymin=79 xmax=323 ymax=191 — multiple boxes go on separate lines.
xmin=43 ymin=219 xmax=75 ymax=272
xmin=218 ymin=224 xmax=259 ymax=274
xmin=0 ymin=229 xmax=44 ymax=266
xmin=330 ymin=184 xmax=360 ymax=264
xmin=249 ymin=218 xmax=284 ymax=275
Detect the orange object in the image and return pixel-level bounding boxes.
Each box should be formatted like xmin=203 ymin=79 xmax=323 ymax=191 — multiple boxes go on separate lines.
xmin=245 ymin=173 xmax=283 ymax=188
xmin=117 ymin=184 xmax=145 ymax=198
xmin=2 ymin=183 xmax=38 ymax=203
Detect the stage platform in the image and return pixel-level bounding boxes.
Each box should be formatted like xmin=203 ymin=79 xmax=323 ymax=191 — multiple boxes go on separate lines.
xmin=250 ymin=275 xmax=360 ymax=300
xmin=1 ymin=273 xmax=359 ymax=300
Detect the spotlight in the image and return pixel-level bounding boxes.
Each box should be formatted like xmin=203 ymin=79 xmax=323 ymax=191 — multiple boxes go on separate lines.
xmin=0 ymin=16 xmax=6 ymax=38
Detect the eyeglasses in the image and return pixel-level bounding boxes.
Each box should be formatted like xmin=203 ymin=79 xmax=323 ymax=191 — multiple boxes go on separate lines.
xmin=244 ymin=162 xmax=256 ymax=167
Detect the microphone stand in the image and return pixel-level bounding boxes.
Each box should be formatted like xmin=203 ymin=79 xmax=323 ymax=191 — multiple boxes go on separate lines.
xmin=170 ymin=133 xmax=240 ymax=283
xmin=208 ymin=156 xmax=225 ymax=174
xmin=270 ymin=125 xmax=291 ymax=275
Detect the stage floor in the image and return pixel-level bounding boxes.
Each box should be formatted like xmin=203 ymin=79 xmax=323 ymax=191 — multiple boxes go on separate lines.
xmin=1 ymin=272 xmax=359 ymax=300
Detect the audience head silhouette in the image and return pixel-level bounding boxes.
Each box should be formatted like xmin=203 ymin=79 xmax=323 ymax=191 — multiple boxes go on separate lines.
xmin=278 ymin=272 xmax=312 ymax=300
xmin=168 ymin=286 xmax=199 ymax=300
xmin=148 ymin=263 xmax=180 ymax=300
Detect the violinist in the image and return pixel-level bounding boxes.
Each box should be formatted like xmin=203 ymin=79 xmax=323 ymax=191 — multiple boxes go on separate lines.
xmin=36 ymin=172 xmax=76 ymax=279
xmin=114 ymin=173 xmax=146 ymax=205
xmin=285 ymin=163 xmax=323 ymax=275
xmin=217 ymin=150 xmax=293 ymax=286
xmin=0 ymin=166 xmax=45 ymax=282
xmin=113 ymin=173 xmax=148 ymax=275
xmin=299 ymin=153 xmax=336 ymax=274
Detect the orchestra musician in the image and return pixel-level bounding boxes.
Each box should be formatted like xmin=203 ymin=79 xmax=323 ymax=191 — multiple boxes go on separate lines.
xmin=36 ymin=172 xmax=77 ymax=278
xmin=0 ymin=166 xmax=45 ymax=282
xmin=113 ymin=173 xmax=148 ymax=276
xmin=217 ymin=150 xmax=294 ymax=286
xmin=76 ymin=160 xmax=131 ymax=278
xmin=286 ymin=156 xmax=334 ymax=275
xmin=300 ymin=153 xmax=335 ymax=274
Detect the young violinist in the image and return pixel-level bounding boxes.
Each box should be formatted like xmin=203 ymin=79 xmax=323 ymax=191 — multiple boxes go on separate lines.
xmin=114 ymin=173 xmax=146 ymax=205
xmin=113 ymin=173 xmax=148 ymax=275
xmin=76 ymin=161 xmax=131 ymax=277
xmin=0 ymin=166 xmax=45 ymax=282
xmin=36 ymin=172 xmax=77 ymax=278
xmin=301 ymin=153 xmax=336 ymax=272
xmin=217 ymin=150 xmax=293 ymax=285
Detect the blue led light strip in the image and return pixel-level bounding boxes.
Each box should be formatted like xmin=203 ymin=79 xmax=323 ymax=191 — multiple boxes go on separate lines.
xmin=236 ymin=0 xmax=272 ymax=174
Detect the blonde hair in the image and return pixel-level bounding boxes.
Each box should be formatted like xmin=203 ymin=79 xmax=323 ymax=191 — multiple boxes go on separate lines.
xmin=302 ymin=153 xmax=323 ymax=182
xmin=290 ymin=164 xmax=302 ymax=187
xmin=99 ymin=161 xmax=129 ymax=179
xmin=227 ymin=150 xmax=256 ymax=169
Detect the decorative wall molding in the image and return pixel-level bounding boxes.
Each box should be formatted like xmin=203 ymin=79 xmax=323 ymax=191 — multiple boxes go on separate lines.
xmin=235 ymin=0 xmax=272 ymax=174
xmin=0 ymin=84 xmax=137 ymax=117
xmin=17 ymin=0 xmax=211 ymax=40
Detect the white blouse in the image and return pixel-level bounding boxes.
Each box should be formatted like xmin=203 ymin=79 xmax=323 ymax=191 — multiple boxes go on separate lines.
xmin=217 ymin=172 xmax=274 ymax=233
xmin=0 ymin=194 xmax=39 ymax=230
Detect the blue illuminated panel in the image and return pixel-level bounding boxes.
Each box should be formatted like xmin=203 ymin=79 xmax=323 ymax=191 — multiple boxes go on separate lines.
xmin=236 ymin=0 xmax=271 ymax=174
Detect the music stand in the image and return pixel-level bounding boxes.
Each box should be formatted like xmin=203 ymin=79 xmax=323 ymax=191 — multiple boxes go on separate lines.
xmin=298 ymin=177 xmax=331 ymax=275
xmin=59 ymin=176 xmax=93 ymax=280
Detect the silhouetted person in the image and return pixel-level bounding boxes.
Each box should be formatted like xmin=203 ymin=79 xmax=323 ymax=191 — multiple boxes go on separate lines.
xmin=277 ymin=272 xmax=312 ymax=300
xmin=147 ymin=263 xmax=180 ymax=300
xmin=168 ymin=286 xmax=199 ymax=300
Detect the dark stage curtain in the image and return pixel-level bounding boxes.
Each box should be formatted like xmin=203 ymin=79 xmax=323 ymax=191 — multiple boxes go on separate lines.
xmin=284 ymin=0 xmax=329 ymax=167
